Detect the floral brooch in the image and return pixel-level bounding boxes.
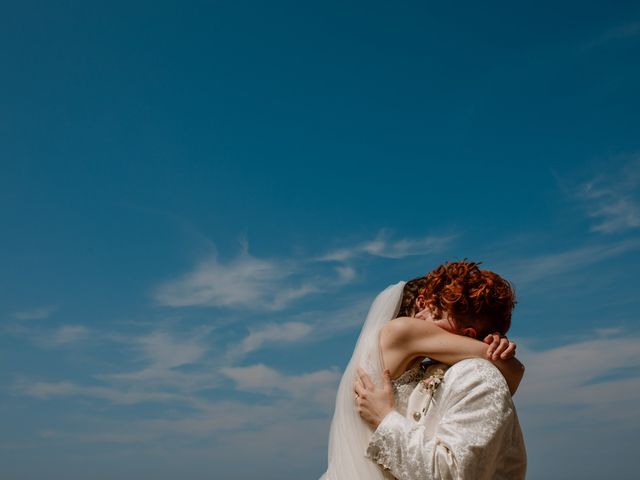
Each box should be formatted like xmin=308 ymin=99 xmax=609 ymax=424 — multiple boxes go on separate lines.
xmin=412 ymin=364 xmax=447 ymax=422
xmin=422 ymin=365 xmax=446 ymax=392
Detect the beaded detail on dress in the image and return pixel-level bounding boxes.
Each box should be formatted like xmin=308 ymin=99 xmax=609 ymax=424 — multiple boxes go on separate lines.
xmin=391 ymin=365 xmax=423 ymax=417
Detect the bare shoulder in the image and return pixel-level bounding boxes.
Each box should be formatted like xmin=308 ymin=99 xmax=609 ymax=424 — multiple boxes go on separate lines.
xmin=380 ymin=317 xmax=443 ymax=363
xmin=380 ymin=316 xmax=433 ymax=345
xmin=381 ymin=316 xmax=436 ymax=335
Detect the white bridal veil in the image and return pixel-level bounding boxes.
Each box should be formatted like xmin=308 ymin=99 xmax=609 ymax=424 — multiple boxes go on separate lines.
xmin=320 ymin=281 xmax=405 ymax=480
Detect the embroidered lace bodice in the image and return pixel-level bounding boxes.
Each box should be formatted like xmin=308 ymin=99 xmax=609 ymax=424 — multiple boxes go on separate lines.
xmin=391 ymin=364 xmax=423 ymax=417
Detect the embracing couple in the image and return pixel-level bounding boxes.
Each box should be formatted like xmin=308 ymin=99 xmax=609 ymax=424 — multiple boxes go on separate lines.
xmin=320 ymin=260 xmax=527 ymax=479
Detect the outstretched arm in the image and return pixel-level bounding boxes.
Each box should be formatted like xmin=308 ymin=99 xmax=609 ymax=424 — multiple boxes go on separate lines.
xmin=380 ymin=317 xmax=524 ymax=395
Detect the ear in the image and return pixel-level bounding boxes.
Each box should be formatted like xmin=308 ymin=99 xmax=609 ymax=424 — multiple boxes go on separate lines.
xmin=461 ymin=327 xmax=478 ymax=339
xmin=415 ymin=295 xmax=427 ymax=310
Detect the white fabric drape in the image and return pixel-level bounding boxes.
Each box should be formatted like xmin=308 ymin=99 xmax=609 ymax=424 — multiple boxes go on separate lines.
xmin=320 ymin=282 xmax=405 ymax=480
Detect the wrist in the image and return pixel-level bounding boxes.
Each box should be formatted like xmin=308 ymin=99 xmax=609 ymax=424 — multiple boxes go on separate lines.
xmin=375 ymin=407 xmax=394 ymax=428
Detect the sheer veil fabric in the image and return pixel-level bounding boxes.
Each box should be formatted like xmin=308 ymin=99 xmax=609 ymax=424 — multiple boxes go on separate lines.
xmin=320 ymin=282 xmax=405 ymax=480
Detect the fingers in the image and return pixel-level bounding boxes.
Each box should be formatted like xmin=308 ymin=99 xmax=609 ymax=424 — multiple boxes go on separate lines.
xmin=492 ymin=337 xmax=509 ymax=359
xmin=354 ymin=368 xmax=393 ymax=400
xmin=492 ymin=337 xmax=507 ymax=358
xmin=500 ymin=341 xmax=517 ymax=360
xmin=483 ymin=333 xmax=496 ymax=345
xmin=354 ymin=381 xmax=366 ymax=398
xmin=356 ymin=367 xmax=375 ymax=390
xmin=484 ymin=333 xmax=517 ymax=361
xmin=353 ymin=370 xmax=370 ymax=401
xmin=485 ymin=334 xmax=517 ymax=361
xmin=484 ymin=333 xmax=500 ymax=359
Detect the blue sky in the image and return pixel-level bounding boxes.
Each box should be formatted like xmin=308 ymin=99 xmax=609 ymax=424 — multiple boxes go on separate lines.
xmin=2 ymin=1 xmax=640 ymax=478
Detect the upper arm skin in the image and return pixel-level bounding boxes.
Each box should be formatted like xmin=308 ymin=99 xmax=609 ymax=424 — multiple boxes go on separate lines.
xmin=380 ymin=317 xmax=525 ymax=395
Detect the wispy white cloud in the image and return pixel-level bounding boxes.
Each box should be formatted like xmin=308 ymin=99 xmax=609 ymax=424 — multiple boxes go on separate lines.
xmin=12 ymin=305 xmax=58 ymax=321
xmin=335 ymin=265 xmax=357 ymax=283
xmin=238 ymin=322 xmax=315 ymax=355
xmin=102 ymin=367 xmax=215 ymax=391
xmin=270 ymin=284 xmax=320 ymax=310
xmin=517 ymin=333 xmax=640 ymax=428
xmin=13 ymin=380 xmax=183 ymax=405
xmin=136 ymin=331 xmax=206 ymax=369
xmin=104 ymin=366 xmax=222 ymax=395
xmin=227 ymin=295 xmax=373 ymax=358
xmin=46 ymin=325 xmax=89 ymax=346
xmin=24 ymin=362 xmax=341 ymax=466
xmin=575 ymin=156 xmax=640 ymax=234
xmin=33 ymin=413 xmax=331 ymax=480
xmin=154 ymin=251 xmax=294 ymax=309
xmin=514 ymin=333 xmax=640 ymax=479
xmin=152 ymin=239 xmax=331 ymax=311
xmin=580 ymin=183 xmax=640 ymax=234
xmin=586 ymin=21 xmax=640 ymax=48
xmin=37 ymin=428 xmax=158 ymax=445
xmin=5 ymin=323 xmax=91 ymax=349
xmin=31 ymin=398 xmax=331 ymax=479
xmin=36 ymin=400 xmax=283 ymax=444
xmin=501 ymin=238 xmax=640 ymax=286
xmin=99 ymin=329 xmax=214 ymax=391
xmin=594 ymin=327 xmax=624 ymax=337
xmin=220 ymin=363 xmax=340 ymax=406
xmin=14 ymin=328 xmax=216 ymax=404
xmin=318 ymin=231 xmax=455 ymax=262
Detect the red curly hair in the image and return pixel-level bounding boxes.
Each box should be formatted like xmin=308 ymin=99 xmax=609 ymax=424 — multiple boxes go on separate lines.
xmin=408 ymin=260 xmax=516 ymax=338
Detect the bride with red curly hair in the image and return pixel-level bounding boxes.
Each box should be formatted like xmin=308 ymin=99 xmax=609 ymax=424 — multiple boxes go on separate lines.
xmin=320 ymin=260 xmax=526 ymax=480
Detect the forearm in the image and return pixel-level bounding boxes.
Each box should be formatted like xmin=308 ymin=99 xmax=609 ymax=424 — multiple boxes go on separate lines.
xmin=382 ymin=319 xmax=483 ymax=377
xmin=412 ymin=327 xmax=487 ymax=364
xmin=413 ymin=332 xmax=524 ymax=395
